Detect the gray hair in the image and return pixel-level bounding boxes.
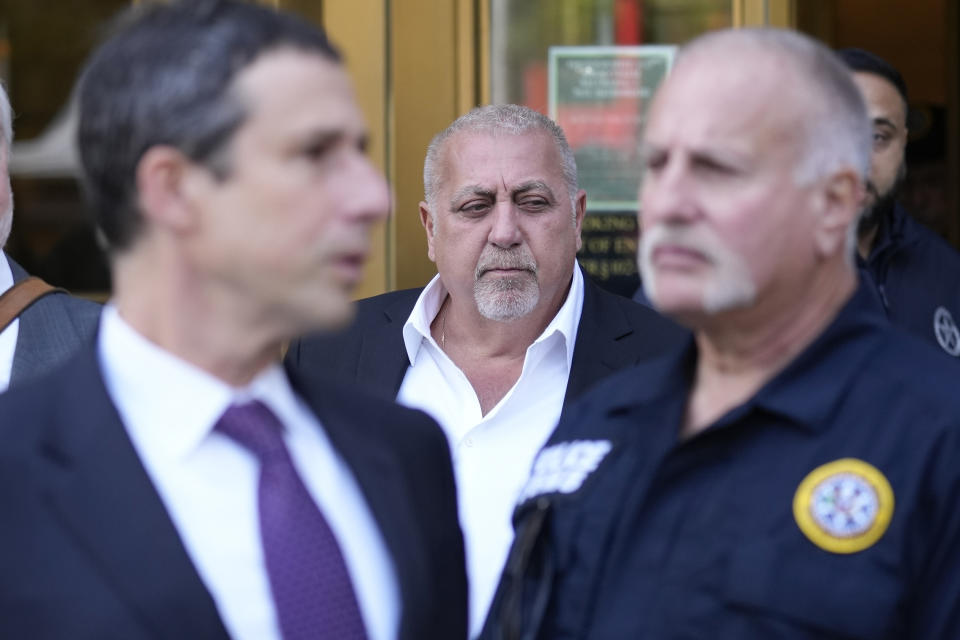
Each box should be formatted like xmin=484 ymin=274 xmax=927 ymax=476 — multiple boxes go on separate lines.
xmin=678 ymin=28 xmax=872 ymax=186
xmin=422 ymin=104 xmax=578 ymax=211
xmin=0 ymin=80 xmax=11 ymax=154
xmin=0 ymin=80 xmax=13 ymax=248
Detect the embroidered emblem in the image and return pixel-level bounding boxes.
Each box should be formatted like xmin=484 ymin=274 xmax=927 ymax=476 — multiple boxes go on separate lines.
xmin=933 ymin=307 xmax=960 ymax=356
xmin=519 ymin=440 xmax=612 ymax=503
xmin=793 ymin=458 xmax=894 ymax=554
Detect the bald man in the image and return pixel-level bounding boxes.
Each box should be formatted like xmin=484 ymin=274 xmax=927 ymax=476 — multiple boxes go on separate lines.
xmin=484 ymin=28 xmax=960 ymax=640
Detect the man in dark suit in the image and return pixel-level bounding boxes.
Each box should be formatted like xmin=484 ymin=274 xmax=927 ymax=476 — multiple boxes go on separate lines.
xmin=287 ymin=104 xmax=686 ymax=636
xmin=0 ymin=82 xmax=100 ymax=391
xmin=0 ymin=2 xmax=466 ymax=639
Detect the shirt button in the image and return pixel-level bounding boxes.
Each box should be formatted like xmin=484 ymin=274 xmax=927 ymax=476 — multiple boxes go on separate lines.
xmin=464 ymin=438 xmax=474 ymax=448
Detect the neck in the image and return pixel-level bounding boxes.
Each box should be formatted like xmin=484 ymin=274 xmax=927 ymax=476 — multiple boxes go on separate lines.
xmin=111 ymin=248 xmax=282 ymax=387
xmin=682 ymin=264 xmax=856 ymax=438
xmin=436 ymin=279 xmax=571 ymax=361
xmin=430 ymin=280 xmax=571 ymax=416
xmin=857 ymin=224 xmax=878 ymax=260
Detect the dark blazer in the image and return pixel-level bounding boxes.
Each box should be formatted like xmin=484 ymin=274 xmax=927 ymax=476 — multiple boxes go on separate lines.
xmin=7 ymin=255 xmax=101 ymax=387
xmin=286 ymin=269 xmax=688 ymax=416
xmin=0 ymin=346 xmax=468 ymax=640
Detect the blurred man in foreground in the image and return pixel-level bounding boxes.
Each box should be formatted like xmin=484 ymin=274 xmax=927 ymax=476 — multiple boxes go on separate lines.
xmin=0 ymin=2 xmax=466 ymax=639
xmin=484 ymin=28 xmax=960 ymax=640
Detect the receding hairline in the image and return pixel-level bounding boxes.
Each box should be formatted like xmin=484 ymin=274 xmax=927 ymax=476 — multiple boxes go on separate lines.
xmin=660 ymin=28 xmax=871 ymax=183
xmin=428 ymin=127 xmax=566 ymax=197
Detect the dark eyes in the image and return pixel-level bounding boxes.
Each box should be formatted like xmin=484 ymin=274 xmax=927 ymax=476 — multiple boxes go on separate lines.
xmin=519 ymin=197 xmax=549 ymax=210
xmin=644 ymin=153 xmax=734 ymax=176
xmin=872 ymin=132 xmax=892 ymax=148
xmin=301 ymin=135 xmax=368 ymax=161
xmin=460 ymin=201 xmax=491 ymax=215
xmin=303 ymin=142 xmax=334 ymax=160
xmin=644 ymin=153 xmax=667 ymax=171
xmin=457 ymin=196 xmax=550 ymax=216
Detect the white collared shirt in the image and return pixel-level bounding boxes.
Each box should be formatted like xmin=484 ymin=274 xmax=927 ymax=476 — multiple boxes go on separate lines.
xmin=98 ymin=305 xmax=399 ymax=640
xmin=397 ymin=266 xmax=584 ymax=637
xmin=0 ymin=250 xmax=18 ymax=392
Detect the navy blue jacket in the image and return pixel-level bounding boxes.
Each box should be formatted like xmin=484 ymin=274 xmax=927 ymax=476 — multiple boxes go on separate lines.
xmin=484 ymin=284 xmax=960 ymax=639
xmin=861 ymin=203 xmax=960 ymax=358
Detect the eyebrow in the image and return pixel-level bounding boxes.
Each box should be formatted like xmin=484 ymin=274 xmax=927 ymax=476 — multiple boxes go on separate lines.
xmin=447 ymin=180 xmax=558 ymax=210
xmin=513 ymin=180 xmax=556 ymax=200
xmin=301 ymin=127 xmax=369 ymax=152
xmin=448 ymin=185 xmax=496 ymax=209
xmin=872 ymin=117 xmax=901 ymax=131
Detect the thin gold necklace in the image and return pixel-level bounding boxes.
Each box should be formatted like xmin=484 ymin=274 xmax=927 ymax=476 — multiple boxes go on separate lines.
xmin=439 ymin=297 xmax=448 ymax=349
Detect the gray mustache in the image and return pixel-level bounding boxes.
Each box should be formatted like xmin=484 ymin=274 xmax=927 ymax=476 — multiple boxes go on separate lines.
xmin=475 ymin=250 xmax=537 ymax=278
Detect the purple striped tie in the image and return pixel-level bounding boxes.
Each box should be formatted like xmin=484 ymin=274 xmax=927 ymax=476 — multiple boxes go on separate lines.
xmin=216 ymin=400 xmax=369 ymax=640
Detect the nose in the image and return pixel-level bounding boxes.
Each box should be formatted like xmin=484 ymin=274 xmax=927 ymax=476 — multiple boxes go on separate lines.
xmin=350 ymin=154 xmax=391 ymax=224
xmin=640 ymin=158 xmax=699 ymax=230
xmin=487 ymin=201 xmax=523 ymax=248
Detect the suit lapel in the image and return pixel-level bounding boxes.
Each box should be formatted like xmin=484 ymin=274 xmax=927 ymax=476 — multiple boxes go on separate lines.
xmin=38 ymin=350 xmax=230 ymax=639
xmin=564 ymin=275 xmax=637 ymax=407
xmin=289 ymin=367 xmax=431 ymax=640
xmin=355 ymin=291 xmax=416 ymax=396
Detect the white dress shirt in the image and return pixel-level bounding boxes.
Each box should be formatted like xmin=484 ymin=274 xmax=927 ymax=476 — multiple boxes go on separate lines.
xmin=397 ymin=266 xmax=584 ymax=637
xmin=98 ymin=305 xmax=399 ymax=640
xmin=0 ymin=250 xmax=19 ymax=392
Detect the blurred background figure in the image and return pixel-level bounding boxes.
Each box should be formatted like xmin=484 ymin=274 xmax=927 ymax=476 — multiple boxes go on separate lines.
xmin=0 ymin=80 xmax=99 ymax=392
xmin=839 ymin=47 xmax=960 ymax=357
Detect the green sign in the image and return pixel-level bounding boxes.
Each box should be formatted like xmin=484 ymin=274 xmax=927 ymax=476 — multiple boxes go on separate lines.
xmin=549 ymin=46 xmax=675 ymax=212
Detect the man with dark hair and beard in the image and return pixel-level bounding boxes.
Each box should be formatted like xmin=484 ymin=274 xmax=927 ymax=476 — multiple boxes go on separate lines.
xmin=839 ymin=48 xmax=960 ymax=357
xmin=287 ymin=104 xmax=686 ymax=637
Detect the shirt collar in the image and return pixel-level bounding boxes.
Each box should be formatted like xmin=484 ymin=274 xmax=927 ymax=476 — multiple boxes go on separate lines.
xmin=0 ymin=250 xmax=14 ymax=292
xmin=747 ymin=281 xmax=887 ymax=431
xmin=401 ymin=264 xmax=585 ymax=368
xmin=98 ymin=304 xmax=303 ymax=462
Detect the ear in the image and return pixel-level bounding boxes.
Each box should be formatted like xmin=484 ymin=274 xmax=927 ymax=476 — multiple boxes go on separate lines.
xmin=135 ymin=145 xmax=202 ymax=235
xmin=813 ymin=168 xmax=861 ymax=259
xmin=419 ymin=201 xmax=438 ymax=262
xmin=573 ymin=189 xmax=587 ymax=251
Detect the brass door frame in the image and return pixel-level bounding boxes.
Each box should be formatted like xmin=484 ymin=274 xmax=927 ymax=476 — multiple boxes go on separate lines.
xmin=314 ymin=0 xmax=795 ymax=296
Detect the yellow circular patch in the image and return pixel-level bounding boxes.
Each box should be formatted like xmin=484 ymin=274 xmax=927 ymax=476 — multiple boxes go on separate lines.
xmin=792 ymin=458 xmax=894 ymax=554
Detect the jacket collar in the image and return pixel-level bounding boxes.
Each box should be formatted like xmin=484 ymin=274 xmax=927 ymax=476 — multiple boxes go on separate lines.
xmin=604 ymin=283 xmax=888 ymax=435
xmin=37 ymin=347 xmax=231 ymax=638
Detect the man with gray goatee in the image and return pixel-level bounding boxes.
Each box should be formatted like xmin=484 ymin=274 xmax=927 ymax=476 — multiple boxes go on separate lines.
xmin=287 ymin=104 xmax=686 ymax=636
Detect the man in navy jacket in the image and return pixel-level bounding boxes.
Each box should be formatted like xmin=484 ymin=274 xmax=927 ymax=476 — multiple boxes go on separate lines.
xmin=484 ymin=29 xmax=960 ymax=640
xmin=839 ymin=47 xmax=960 ymax=358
